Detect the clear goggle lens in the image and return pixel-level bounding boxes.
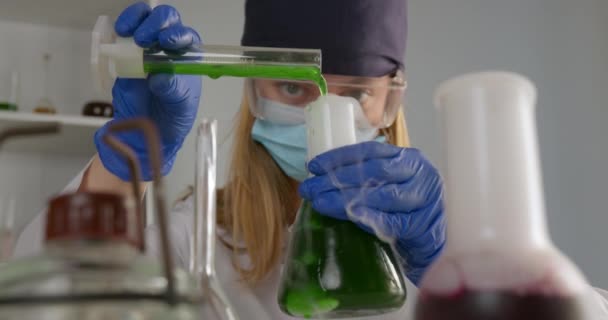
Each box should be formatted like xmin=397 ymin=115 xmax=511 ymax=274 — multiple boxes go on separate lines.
xmin=247 ymin=70 xmax=406 ymax=129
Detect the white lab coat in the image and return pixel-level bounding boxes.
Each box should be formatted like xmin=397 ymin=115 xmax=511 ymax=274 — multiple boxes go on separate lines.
xmin=13 ymin=168 xmax=608 ymax=319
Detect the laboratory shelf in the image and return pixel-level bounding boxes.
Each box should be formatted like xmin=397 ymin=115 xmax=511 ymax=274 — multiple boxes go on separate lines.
xmin=0 ymin=0 xmax=131 ymax=29
xmin=0 ymin=112 xmax=108 ymax=156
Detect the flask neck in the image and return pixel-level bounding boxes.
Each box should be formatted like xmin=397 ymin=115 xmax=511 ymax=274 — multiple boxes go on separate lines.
xmin=436 ymin=72 xmax=552 ymax=254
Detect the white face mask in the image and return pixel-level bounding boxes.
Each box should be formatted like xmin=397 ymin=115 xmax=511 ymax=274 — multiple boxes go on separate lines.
xmin=255 ymin=96 xmax=379 ymax=142
xmin=255 ymin=96 xmax=306 ymax=125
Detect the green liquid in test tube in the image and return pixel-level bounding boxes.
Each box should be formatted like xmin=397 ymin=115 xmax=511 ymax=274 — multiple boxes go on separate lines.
xmin=93 ymin=16 xmax=327 ymax=95
xmin=143 ymin=45 xmax=328 ymax=95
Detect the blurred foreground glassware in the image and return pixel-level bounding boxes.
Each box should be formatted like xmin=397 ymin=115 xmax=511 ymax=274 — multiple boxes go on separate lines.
xmin=0 ymin=119 xmax=209 ymax=319
xmin=415 ymin=71 xmax=596 ymax=320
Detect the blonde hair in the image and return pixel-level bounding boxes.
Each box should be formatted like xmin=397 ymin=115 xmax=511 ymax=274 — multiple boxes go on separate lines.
xmin=217 ymin=92 xmax=411 ymax=284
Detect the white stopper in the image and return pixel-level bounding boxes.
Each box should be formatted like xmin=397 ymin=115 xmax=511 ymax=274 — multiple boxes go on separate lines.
xmin=91 ymin=15 xmax=145 ymax=95
xmin=435 ymin=71 xmax=551 ymax=253
xmin=306 ymin=94 xmax=360 ymax=160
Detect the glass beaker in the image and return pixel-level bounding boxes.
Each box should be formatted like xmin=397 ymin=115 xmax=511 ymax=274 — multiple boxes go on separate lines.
xmin=415 ymin=71 xmax=593 ymax=320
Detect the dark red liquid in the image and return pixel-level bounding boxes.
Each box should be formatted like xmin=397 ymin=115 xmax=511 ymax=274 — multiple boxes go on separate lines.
xmin=415 ymin=291 xmax=583 ymax=320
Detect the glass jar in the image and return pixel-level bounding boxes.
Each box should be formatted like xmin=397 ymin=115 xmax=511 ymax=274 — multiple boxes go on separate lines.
xmin=0 ymin=192 xmax=203 ymax=320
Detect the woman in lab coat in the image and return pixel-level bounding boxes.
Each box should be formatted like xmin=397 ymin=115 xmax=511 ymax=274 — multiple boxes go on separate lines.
xmin=14 ymin=0 xmax=608 ymax=319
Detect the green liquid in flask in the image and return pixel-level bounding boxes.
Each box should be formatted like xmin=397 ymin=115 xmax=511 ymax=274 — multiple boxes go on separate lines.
xmin=144 ymin=62 xmax=328 ymax=95
xmin=278 ymin=201 xmax=407 ymax=318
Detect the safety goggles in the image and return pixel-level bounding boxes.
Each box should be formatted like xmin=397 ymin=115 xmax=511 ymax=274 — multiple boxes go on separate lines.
xmin=246 ymin=70 xmax=406 ymax=129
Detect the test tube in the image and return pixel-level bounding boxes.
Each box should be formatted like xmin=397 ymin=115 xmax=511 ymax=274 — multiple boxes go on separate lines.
xmin=91 ymin=15 xmax=326 ymax=95
xmin=143 ymin=45 xmax=322 ymax=81
xmin=191 ymin=119 xmax=217 ymax=279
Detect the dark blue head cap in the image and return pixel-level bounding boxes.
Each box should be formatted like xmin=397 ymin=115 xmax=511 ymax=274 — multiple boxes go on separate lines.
xmin=241 ymin=0 xmax=407 ymax=77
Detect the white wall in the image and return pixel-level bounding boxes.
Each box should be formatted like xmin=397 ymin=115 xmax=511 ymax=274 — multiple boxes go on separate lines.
xmin=0 ymin=20 xmax=102 ymax=114
xmin=0 ymin=20 xmax=100 ymax=232
xmin=542 ymin=0 xmax=608 ymax=290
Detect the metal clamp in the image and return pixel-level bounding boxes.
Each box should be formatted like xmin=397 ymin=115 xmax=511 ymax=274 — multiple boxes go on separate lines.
xmin=103 ymin=118 xmax=178 ymax=305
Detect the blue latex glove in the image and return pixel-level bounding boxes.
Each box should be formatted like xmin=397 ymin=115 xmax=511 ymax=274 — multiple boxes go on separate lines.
xmin=94 ymin=2 xmax=202 ymax=181
xmin=299 ymin=141 xmax=446 ymax=285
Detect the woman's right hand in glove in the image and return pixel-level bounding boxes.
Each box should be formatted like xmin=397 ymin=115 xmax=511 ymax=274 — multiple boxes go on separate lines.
xmin=94 ymin=2 xmax=202 ymax=181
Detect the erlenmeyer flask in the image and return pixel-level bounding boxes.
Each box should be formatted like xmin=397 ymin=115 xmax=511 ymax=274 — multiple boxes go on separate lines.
xmin=415 ymin=71 xmax=595 ymax=320
xmin=278 ymin=95 xmax=406 ymax=318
